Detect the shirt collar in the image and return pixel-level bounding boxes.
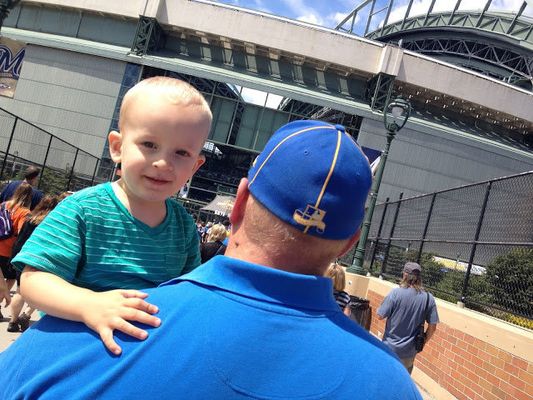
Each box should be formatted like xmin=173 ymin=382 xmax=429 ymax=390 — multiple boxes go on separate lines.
xmin=161 ymin=256 xmax=339 ymax=312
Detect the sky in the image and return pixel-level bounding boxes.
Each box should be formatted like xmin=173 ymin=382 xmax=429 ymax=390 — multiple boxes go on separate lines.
xmin=213 ymin=0 xmax=532 ymax=31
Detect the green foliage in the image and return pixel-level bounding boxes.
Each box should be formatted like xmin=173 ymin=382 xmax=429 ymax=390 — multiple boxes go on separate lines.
xmin=485 ymin=248 xmax=533 ymax=317
xmin=39 ymin=167 xmax=69 ymax=195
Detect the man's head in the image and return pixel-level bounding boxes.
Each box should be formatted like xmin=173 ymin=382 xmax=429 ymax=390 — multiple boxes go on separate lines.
xmin=108 ymin=77 xmax=212 ymax=204
xmin=401 ymin=261 xmax=422 ymax=289
xmin=24 ymin=166 xmax=40 ymax=186
xmin=228 ymin=120 xmax=372 ymax=273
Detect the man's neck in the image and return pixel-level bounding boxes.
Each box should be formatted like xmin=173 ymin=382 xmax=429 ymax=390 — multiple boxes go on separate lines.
xmin=225 ymin=237 xmax=327 ymax=277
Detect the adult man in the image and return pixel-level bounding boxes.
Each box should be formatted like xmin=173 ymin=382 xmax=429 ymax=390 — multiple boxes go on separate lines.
xmin=377 ymin=261 xmax=439 ymax=374
xmin=0 ymin=120 xmax=421 ymax=399
xmin=0 ymin=165 xmax=43 ymax=209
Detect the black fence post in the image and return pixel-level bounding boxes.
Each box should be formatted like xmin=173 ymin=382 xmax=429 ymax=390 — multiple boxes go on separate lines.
xmin=37 ymin=135 xmax=54 ymax=190
xmin=460 ymin=181 xmax=492 ymax=304
xmin=90 ymin=159 xmax=99 ymax=187
xmin=66 ymin=148 xmax=79 ymax=191
xmin=368 ymin=197 xmax=390 ymax=274
xmin=380 ymin=192 xmax=403 ymax=278
xmin=0 ymin=116 xmax=18 ymax=180
xmin=416 ymin=192 xmax=437 ymax=264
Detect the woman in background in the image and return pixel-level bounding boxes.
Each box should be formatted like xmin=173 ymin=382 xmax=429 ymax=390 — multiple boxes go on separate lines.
xmin=326 ymin=262 xmax=351 ymax=317
xmin=0 ymin=184 xmax=33 ymax=321
xmin=200 ymin=223 xmax=228 ymax=263
xmin=7 ymin=194 xmax=59 ymax=332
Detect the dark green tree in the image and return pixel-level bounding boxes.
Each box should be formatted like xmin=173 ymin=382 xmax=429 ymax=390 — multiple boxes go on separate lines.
xmin=39 ymin=167 xmax=69 ymax=195
xmin=485 ymin=248 xmax=533 ymax=317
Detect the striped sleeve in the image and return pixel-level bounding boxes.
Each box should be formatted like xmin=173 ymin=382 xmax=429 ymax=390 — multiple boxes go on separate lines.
xmin=11 ymin=196 xmax=85 ymax=282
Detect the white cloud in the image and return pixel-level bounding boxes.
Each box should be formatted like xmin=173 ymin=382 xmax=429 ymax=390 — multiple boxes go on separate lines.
xmin=297 ymin=13 xmax=323 ymax=25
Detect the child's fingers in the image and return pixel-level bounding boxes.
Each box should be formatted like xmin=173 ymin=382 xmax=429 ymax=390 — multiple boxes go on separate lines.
xmin=99 ymin=328 xmax=122 ymax=356
xmin=114 ymin=319 xmax=150 ymax=341
xmin=122 ymin=306 xmax=161 ymax=328
xmin=120 ymin=290 xmax=149 ymax=299
xmin=124 ymin=297 xmax=159 ymax=314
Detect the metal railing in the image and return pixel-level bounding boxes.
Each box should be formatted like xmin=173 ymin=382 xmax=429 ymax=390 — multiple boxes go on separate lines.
xmin=340 ymin=171 xmax=533 ymax=329
xmin=0 ymin=107 xmax=113 ymax=194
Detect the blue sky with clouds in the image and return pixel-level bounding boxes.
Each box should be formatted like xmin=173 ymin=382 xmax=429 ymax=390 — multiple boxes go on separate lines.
xmin=213 ymin=0 xmax=532 ymax=30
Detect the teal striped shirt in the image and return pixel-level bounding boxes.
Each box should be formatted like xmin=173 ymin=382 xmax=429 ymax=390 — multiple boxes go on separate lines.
xmin=12 ymin=183 xmax=201 ymax=291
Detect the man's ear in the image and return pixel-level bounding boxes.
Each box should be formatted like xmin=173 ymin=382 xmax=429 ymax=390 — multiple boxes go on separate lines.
xmin=337 ymin=229 xmax=361 ymax=258
xmin=108 ymin=131 xmax=122 ymax=163
xmin=229 ymin=178 xmax=250 ymax=229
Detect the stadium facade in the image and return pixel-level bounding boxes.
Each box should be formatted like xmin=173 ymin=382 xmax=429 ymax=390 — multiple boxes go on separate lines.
xmin=0 ymin=0 xmax=531 ymax=210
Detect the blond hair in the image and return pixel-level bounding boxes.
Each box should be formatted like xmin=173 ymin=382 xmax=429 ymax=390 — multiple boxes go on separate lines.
xmin=207 ymin=224 xmax=227 ymax=242
xmin=326 ymin=263 xmax=346 ymax=292
xmin=119 ymin=76 xmax=213 ymax=131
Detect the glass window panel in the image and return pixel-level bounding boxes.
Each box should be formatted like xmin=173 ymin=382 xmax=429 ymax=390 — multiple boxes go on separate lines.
xmin=210 ymin=97 xmax=236 ymax=143
xmin=254 ymin=110 xmax=288 ymax=151
xmin=236 ymin=105 xmax=260 ymax=149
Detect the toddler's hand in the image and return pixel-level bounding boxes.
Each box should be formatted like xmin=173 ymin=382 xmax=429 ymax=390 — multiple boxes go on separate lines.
xmin=81 ymin=289 xmax=161 ymax=355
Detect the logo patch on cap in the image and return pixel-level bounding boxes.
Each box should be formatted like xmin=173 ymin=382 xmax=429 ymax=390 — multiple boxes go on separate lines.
xmin=293 ymin=205 xmax=326 ymax=233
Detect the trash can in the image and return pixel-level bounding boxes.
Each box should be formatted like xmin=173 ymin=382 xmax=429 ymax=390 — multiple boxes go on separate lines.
xmin=348 ymin=295 xmax=372 ymax=331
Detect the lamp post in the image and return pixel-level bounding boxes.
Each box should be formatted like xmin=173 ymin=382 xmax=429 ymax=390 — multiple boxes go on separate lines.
xmin=348 ymin=96 xmax=411 ymax=274
xmin=0 ymin=0 xmax=20 ymax=32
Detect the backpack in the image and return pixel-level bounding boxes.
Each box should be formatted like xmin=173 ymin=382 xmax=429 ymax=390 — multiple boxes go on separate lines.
xmin=0 ymin=203 xmax=13 ymax=239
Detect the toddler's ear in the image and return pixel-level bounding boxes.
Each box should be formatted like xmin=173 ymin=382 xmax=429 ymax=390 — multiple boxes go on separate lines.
xmin=108 ymin=131 xmax=122 ymax=163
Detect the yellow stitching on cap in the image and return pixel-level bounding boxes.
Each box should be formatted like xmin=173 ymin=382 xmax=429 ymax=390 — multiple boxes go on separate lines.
xmin=248 ymin=125 xmax=335 ymax=187
xmin=302 ymin=129 xmax=342 ymax=234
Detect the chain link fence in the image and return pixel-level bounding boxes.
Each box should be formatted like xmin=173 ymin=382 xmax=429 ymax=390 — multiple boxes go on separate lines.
xmin=341 ymin=171 xmax=533 ymax=330
xmin=0 ymin=107 xmax=111 ymax=195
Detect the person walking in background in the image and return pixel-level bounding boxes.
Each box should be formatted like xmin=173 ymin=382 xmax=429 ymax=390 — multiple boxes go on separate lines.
xmin=0 ymin=183 xmax=33 ymax=319
xmin=0 ymin=120 xmax=421 ymax=399
xmin=326 ymin=262 xmax=351 ymax=316
xmin=200 ymin=223 xmax=227 ymax=262
xmin=11 ymin=76 xmax=212 ymax=355
xmin=0 ymin=166 xmax=43 ymax=210
xmin=7 ymin=195 xmax=60 ymax=332
xmin=377 ymin=261 xmax=439 ymax=374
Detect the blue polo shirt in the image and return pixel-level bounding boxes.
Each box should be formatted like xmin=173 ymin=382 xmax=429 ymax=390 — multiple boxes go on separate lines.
xmin=0 ymin=257 xmax=421 ymax=399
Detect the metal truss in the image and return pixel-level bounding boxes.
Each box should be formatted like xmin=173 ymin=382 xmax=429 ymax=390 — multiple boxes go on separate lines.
xmin=366 ymin=73 xmax=395 ymax=112
xmin=336 ymin=1 xmax=533 ymax=90
xmin=401 ymin=38 xmax=532 ymax=86
xmin=131 ymin=16 xmax=166 ymax=56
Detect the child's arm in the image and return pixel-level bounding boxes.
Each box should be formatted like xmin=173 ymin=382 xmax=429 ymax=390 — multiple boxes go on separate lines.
xmin=20 ymin=266 xmax=161 ymax=355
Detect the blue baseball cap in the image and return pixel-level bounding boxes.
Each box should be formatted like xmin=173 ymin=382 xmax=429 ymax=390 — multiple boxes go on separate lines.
xmin=247 ymin=120 xmax=372 ymax=240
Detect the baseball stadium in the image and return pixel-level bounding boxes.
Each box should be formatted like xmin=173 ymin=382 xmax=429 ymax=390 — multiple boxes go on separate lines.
xmin=0 ymin=1 xmax=530 ymax=398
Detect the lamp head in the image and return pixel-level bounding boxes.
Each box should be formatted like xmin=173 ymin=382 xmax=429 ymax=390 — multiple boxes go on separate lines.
xmin=384 ymin=96 xmax=411 ymax=133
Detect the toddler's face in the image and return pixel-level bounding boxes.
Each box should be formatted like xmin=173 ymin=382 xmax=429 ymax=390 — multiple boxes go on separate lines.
xmin=112 ymin=93 xmax=209 ymax=205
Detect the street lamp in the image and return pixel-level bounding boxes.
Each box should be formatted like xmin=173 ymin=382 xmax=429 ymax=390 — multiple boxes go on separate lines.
xmin=0 ymin=0 xmax=20 ymax=32
xmin=348 ymin=96 xmax=411 ymax=274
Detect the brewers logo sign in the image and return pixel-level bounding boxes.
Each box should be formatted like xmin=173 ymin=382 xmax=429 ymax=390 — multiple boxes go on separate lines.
xmin=0 ymin=37 xmax=25 ymax=98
